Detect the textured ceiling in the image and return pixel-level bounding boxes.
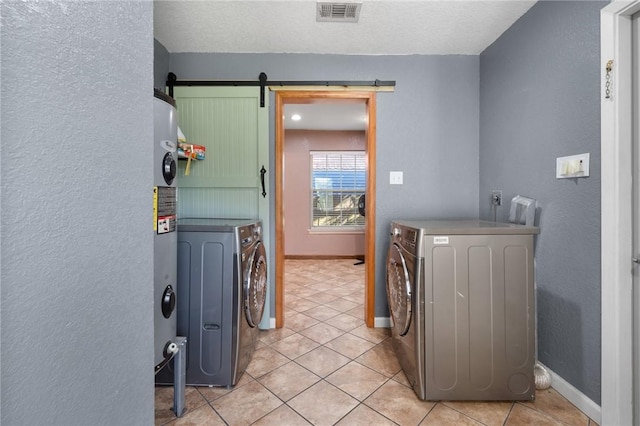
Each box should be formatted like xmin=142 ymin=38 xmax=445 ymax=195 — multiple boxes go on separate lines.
xmin=155 ymin=0 xmax=537 ymax=130
xmin=154 ymin=0 xmax=537 ymax=55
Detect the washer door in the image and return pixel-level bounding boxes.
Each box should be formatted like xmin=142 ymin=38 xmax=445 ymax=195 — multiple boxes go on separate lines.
xmin=244 ymin=241 xmax=267 ymax=327
xmin=386 ymin=243 xmax=413 ymax=336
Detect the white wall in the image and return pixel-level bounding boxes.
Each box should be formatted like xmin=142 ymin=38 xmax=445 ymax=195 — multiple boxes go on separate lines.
xmin=1 ymin=2 xmax=155 ymax=424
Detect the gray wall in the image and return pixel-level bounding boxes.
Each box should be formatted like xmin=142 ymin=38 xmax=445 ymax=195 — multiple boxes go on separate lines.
xmin=168 ymin=53 xmax=480 ymax=317
xmin=479 ymin=1 xmax=605 ymax=404
xmin=1 ymin=2 xmax=154 ymax=424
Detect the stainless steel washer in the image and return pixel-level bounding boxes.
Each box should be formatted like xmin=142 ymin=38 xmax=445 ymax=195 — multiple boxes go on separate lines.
xmin=387 ymin=219 xmax=539 ymax=401
xmin=169 ymin=218 xmax=267 ymax=387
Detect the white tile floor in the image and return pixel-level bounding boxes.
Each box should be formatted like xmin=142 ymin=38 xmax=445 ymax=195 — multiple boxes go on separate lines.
xmin=156 ymin=258 xmax=598 ymax=425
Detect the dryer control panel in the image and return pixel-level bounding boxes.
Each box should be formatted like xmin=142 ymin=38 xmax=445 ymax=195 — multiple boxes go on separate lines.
xmin=391 ymin=225 xmax=417 ymax=254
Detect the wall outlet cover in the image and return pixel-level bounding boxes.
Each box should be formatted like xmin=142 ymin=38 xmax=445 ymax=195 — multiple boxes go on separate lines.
xmin=390 ymin=171 xmax=403 ymax=185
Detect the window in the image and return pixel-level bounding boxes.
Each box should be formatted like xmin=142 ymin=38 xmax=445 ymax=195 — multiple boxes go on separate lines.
xmin=310 ymin=151 xmax=365 ymax=230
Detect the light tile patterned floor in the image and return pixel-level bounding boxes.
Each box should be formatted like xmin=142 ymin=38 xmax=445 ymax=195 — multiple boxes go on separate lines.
xmin=156 ymin=258 xmax=599 ymax=426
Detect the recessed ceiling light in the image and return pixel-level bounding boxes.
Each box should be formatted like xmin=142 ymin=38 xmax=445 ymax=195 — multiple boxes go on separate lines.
xmin=291 ymin=114 xmax=302 ymax=121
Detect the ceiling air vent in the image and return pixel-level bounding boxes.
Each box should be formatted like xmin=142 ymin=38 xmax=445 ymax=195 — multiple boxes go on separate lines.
xmin=316 ymin=2 xmax=362 ymax=23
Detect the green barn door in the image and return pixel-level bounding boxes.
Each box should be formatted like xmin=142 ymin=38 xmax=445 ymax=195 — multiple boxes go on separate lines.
xmin=174 ymin=86 xmax=271 ymax=329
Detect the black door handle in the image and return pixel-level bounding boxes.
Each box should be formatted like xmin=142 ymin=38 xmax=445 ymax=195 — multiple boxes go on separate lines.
xmin=260 ymin=166 xmax=267 ymax=198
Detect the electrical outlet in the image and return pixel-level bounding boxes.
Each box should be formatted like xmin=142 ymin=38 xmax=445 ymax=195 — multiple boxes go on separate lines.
xmin=390 ymin=171 xmax=403 ymax=185
xmin=491 ymin=190 xmax=502 ymax=206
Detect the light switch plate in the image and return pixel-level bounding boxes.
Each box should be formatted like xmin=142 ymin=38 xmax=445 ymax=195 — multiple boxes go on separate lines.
xmin=390 ymin=171 xmax=403 ymax=185
xmin=556 ymin=153 xmax=590 ymax=179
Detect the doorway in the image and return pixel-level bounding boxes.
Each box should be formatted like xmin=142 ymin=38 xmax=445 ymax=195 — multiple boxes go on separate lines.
xmin=274 ymin=90 xmax=377 ymax=329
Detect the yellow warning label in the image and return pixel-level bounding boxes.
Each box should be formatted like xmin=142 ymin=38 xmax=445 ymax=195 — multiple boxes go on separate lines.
xmin=153 ymin=187 xmax=158 ymax=231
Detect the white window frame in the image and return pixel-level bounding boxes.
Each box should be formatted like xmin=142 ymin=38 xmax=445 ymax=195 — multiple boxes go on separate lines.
xmin=309 ymin=150 xmax=366 ymax=232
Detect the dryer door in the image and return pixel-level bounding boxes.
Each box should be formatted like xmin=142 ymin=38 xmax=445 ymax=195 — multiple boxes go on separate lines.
xmin=386 ymin=243 xmax=413 ymax=336
xmin=244 ymin=241 xmax=267 ymax=327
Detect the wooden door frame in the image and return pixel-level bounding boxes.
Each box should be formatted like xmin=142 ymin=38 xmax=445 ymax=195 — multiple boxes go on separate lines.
xmin=274 ymin=90 xmax=377 ymax=328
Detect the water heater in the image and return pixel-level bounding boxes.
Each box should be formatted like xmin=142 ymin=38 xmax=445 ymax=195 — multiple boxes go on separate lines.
xmin=152 ymin=90 xmax=178 ymax=371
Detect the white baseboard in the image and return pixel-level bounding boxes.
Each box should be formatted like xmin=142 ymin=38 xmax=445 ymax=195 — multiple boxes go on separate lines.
xmin=538 ymin=362 xmax=601 ymax=424
xmin=374 ymin=317 xmax=391 ymax=328
xmin=259 ymin=318 xmax=276 ymax=330
xmin=263 ymin=317 xmax=387 ymax=329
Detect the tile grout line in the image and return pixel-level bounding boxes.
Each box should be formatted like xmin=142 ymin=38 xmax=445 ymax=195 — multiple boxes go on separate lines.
xmin=501 ymin=399 xmax=517 ymax=426
xmin=252 ymin=288 xmax=406 ymax=425
xmin=159 ymin=260 xmax=593 ymax=425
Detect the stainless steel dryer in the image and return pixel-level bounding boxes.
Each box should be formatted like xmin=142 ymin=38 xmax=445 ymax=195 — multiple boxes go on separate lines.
xmin=171 ymin=218 xmax=267 ymax=387
xmin=387 ymin=220 xmax=539 ymax=401
xmin=386 ymin=223 xmax=426 ymax=399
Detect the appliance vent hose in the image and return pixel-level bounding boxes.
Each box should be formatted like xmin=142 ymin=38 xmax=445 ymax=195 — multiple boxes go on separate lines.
xmin=534 ymin=362 xmax=551 ymax=390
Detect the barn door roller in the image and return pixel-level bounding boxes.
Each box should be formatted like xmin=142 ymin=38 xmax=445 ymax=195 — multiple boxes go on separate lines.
xmin=259 ymin=72 xmax=267 ymax=107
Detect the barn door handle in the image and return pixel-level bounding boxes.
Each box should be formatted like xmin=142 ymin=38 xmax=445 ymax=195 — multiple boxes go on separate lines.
xmin=260 ymin=166 xmax=267 ymax=198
